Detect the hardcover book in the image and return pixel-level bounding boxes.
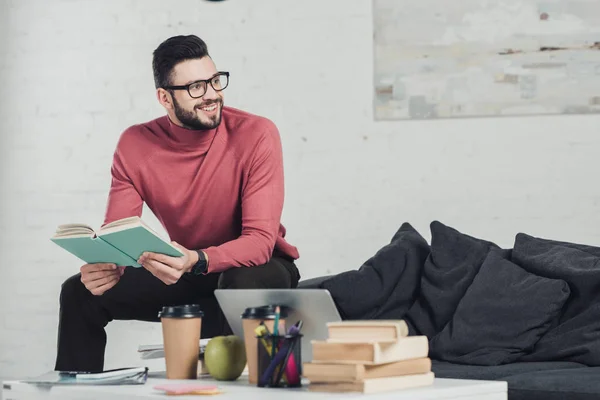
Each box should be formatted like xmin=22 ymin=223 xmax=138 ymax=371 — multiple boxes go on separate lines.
xmin=326 ymin=320 xmax=409 ymax=343
xmin=308 ymin=372 xmax=435 ymax=393
xmin=303 ymin=358 xmax=432 ymax=383
xmin=310 ymin=335 xmax=429 ymax=365
xmin=50 ymin=216 xmax=183 ymax=267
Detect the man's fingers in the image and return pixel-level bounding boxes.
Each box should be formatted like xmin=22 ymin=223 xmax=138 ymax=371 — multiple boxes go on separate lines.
xmin=90 ymin=275 xmax=120 ymax=296
xmin=81 ymin=263 xmax=117 ymax=273
xmin=143 ymin=259 xmax=178 ymax=285
xmin=81 ymin=269 xmax=120 ymax=283
xmin=142 ymin=260 xmax=163 ymax=280
xmin=81 ymin=270 xmax=119 ymax=285
xmin=144 ymin=259 xmax=171 ymax=275
xmin=140 ymin=252 xmax=175 ymax=266
xmin=171 ymin=241 xmax=184 ymax=251
xmin=86 ymin=273 xmax=120 ymax=290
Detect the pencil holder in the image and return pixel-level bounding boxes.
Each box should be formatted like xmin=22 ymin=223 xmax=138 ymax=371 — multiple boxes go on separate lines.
xmin=256 ymin=334 xmax=303 ymax=388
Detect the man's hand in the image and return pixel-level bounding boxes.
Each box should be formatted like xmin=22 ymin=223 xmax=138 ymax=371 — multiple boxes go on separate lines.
xmin=80 ymin=263 xmax=126 ymax=296
xmin=138 ymin=242 xmax=198 ymax=285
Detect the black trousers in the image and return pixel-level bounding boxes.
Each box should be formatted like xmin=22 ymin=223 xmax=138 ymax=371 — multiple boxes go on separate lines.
xmin=54 ymin=256 xmax=300 ymax=372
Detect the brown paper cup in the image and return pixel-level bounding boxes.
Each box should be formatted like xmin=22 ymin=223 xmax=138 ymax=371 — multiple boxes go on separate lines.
xmin=160 ymin=304 xmax=203 ymax=380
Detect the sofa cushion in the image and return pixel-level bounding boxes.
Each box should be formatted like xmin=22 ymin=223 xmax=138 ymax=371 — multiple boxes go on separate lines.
xmin=432 ymin=361 xmax=594 ymax=400
xmin=429 ymin=250 xmax=570 ymax=366
xmin=513 ymin=233 xmax=600 ymax=365
xmin=513 ymin=233 xmax=600 ymax=321
xmin=405 ymin=221 xmax=506 ymax=338
xmin=318 ymin=222 xmax=430 ymax=320
xmin=506 ymin=367 xmax=600 ymax=400
xmin=431 ymin=360 xmax=586 ymax=380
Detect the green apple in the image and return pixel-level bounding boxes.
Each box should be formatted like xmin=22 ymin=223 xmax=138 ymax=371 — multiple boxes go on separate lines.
xmin=204 ymin=335 xmax=247 ymax=381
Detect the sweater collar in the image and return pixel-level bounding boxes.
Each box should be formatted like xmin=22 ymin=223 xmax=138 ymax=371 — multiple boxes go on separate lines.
xmin=164 ymin=115 xmax=219 ymax=151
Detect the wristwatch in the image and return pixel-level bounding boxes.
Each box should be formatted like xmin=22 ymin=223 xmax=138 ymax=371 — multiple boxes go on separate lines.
xmin=190 ymin=250 xmax=208 ymax=275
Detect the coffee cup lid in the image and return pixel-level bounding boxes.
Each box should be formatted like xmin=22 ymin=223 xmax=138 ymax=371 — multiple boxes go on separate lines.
xmin=159 ymin=304 xmax=204 ymax=319
xmin=241 ymin=305 xmax=289 ymax=319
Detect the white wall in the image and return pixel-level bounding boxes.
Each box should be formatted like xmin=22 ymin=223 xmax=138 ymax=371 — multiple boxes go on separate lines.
xmin=1 ymin=0 xmax=599 ymax=381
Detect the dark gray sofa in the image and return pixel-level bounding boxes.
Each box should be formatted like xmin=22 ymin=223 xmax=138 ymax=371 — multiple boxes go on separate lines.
xmin=297 ymin=221 xmax=600 ymax=400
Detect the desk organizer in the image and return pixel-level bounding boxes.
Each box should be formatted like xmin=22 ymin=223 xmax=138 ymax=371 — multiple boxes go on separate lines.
xmin=256 ymin=334 xmax=303 ymax=388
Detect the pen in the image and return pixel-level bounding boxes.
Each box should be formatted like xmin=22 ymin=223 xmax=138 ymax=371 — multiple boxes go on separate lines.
xmin=271 ymin=306 xmax=281 ymax=360
xmin=274 ymin=321 xmax=303 ymax=386
xmin=273 ymin=306 xmax=280 ymax=336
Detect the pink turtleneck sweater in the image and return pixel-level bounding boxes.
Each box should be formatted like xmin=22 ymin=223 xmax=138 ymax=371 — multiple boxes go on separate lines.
xmin=102 ymin=106 xmax=299 ymax=274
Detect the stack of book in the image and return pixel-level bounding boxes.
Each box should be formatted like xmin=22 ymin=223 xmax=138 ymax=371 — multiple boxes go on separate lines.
xmin=303 ymin=320 xmax=434 ymax=394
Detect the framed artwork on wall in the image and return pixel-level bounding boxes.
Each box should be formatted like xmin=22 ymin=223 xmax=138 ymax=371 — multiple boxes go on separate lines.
xmin=373 ymin=0 xmax=600 ymax=120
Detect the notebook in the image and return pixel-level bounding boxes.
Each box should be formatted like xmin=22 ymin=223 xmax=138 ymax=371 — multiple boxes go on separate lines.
xmin=50 ymin=216 xmax=183 ymax=267
xmin=23 ymin=367 xmax=149 ymax=386
xmin=137 ymin=338 xmax=211 ymax=359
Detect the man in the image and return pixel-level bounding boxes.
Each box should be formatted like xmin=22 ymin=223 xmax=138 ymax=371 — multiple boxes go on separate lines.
xmin=54 ymin=35 xmax=300 ymax=373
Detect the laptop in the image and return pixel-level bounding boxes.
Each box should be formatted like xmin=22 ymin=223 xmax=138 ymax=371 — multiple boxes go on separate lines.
xmin=214 ymin=289 xmax=342 ymax=362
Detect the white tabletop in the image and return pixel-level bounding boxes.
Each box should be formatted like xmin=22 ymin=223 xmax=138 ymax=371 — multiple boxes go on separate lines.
xmin=3 ymin=374 xmax=507 ymax=400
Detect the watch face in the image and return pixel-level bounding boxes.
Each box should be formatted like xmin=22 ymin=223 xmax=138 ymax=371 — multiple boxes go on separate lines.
xmin=192 ymin=260 xmax=206 ymax=275
xmin=191 ymin=250 xmax=207 ymax=275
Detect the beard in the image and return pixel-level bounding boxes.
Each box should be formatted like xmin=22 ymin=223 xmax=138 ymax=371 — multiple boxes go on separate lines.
xmin=172 ymin=96 xmax=223 ymax=130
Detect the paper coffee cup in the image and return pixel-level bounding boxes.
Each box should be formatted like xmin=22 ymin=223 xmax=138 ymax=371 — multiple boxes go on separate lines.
xmin=159 ymin=304 xmax=204 ymax=379
xmin=241 ymin=305 xmax=288 ymax=384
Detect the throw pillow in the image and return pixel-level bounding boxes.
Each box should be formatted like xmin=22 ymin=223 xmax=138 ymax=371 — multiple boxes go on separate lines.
xmin=429 ymin=250 xmax=570 ymax=366
xmin=513 ymin=233 xmax=600 ymax=365
xmin=512 ymin=233 xmax=600 ymax=321
xmin=405 ymin=221 xmax=507 ymax=338
xmin=320 ymin=222 xmax=430 ymax=321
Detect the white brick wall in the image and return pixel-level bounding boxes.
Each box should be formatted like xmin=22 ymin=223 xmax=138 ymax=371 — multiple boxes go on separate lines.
xmin=1 ymin=0 xmax=600 ymax=381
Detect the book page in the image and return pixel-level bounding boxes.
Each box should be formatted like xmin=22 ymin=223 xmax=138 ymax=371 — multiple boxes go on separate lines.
xmin=100 ymin=216 xmax=142 ymax=232
xmin=99 ymin=217 xmax=170 ymax=243
xmin=54 ymin=221 xmax=95 ymax=237
xmin=101 ymin=216 xmax=142 ymax=230
xmin=56 ymin=223 xmax=94 ymax=230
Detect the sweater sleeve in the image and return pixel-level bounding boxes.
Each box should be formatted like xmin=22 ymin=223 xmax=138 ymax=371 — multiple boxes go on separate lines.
xmin=202 ymin=122 xmax=285 ymax=273
xmin=102 ymin=137 xmax=144 ymax=227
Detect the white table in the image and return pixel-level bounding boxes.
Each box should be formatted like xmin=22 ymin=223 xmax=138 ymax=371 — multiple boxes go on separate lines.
xmin=3 ymin=374 xmax=507 ymax=400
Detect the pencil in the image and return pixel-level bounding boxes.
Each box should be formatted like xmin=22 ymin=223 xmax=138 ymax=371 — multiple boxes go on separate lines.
xmin=273 ymin=306 xmax=280 ymax=336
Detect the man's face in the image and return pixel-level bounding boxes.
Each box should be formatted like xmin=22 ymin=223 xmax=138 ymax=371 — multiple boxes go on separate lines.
xmin=167 ymin=57 xmax=224 ymax=130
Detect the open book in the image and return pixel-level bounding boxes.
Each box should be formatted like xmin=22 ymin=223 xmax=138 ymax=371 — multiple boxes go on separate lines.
xmin=50 ymin=216 xmax=183 ymax=267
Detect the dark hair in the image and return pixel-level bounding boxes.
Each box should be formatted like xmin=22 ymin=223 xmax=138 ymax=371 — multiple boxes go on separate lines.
xmin=152 ymin=35 xmax=210 ymax=89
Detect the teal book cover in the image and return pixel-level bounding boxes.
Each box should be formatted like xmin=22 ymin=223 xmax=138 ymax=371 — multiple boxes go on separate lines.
xmin=51 ymin=235 xmax=138 ymax=267
xmin=51 ymin=217 xmax=183 ymax=267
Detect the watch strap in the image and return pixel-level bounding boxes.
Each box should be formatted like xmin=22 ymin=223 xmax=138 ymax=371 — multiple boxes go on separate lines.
xmin=191 ymin=250 xmax=208 ymax=275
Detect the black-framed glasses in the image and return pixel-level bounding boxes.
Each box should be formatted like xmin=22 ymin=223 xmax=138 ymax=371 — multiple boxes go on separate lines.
xmin=164 ymin=71 xmax=230 ymax=98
